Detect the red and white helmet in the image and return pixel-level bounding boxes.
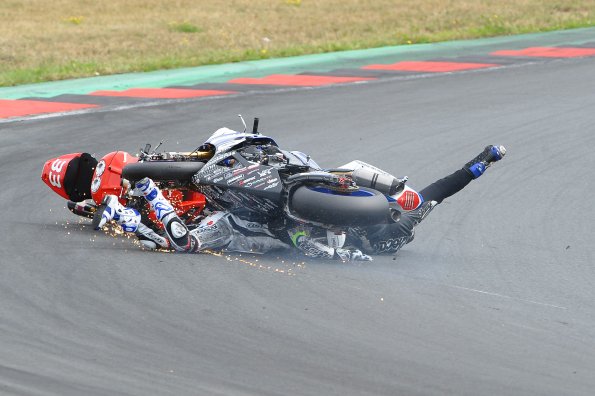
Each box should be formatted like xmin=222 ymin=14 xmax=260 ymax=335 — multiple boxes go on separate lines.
xmin=41 ymin=153 xmax=97 ymax=202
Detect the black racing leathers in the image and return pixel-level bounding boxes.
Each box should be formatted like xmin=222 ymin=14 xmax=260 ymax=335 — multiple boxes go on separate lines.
xmin=347 ymin=169 xmax=474 ymax=254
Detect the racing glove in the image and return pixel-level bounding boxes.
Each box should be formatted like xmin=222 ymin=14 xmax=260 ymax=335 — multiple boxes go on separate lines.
xmin=93 ymin=194 xmax=141 ymax=232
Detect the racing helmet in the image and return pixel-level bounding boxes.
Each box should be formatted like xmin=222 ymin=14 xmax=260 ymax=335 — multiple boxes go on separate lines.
xmin=41 ymin=152 xmax=98 ymax=202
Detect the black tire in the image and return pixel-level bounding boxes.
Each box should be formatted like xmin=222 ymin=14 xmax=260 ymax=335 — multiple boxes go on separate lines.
xmin=122 ymin=161 xmax=204 ymax=182
xmin=289 ymin=185 xmax=389 ymax=226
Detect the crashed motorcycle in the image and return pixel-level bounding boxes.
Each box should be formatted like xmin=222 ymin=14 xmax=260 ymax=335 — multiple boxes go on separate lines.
xmin=41 ymin=118 xmax=424 ymax=248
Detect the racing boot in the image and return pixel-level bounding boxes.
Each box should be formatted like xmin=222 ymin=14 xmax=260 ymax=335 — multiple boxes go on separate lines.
xmin=135 ymin=177 xmax=199 ymax=252
xmin=135 ymin=223 xmax=170 ymax=250
xmin=93 ymin=194 xmax=141 ymax=232
xmin=464 ymin=145 xmax=506 ymax=179
xmin=134 ymin=177 xmax=175 ymax=221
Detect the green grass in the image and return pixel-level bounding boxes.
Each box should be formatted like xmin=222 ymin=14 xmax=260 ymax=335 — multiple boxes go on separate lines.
xmin=1 ymin=0 xmax=594 ymax=87
xmin=168 ymin=22 xmax=202 ymax=34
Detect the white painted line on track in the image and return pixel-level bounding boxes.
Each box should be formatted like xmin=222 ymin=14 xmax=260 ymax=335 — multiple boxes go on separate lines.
xmin=444 ymin=283 xmax=568 ymax=310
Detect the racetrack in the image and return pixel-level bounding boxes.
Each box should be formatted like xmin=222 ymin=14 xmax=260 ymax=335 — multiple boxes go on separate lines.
xmin=1 ymin=56 xmax=595 ymax=395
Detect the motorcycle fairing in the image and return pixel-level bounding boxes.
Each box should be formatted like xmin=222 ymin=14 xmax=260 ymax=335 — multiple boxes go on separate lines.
xmin=204 ymin=128 xmax=278 ymax=154
xmin=90 ymin=151 xmax=137 ymax=205
xmin=282 ymin=150 xmax=322 ymax=170
xmin=195 ymin=151 xmax=283 ymax=200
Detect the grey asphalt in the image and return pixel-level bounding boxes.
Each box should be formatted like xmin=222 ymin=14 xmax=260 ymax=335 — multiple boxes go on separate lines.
xmin=1 ymin=56 xmax=595 ymax=396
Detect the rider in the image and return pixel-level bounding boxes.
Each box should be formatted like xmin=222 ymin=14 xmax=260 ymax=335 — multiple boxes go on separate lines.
xmin=95 ymin=138 xmax=506 ymax=261
xmin=347 ymin=145 xmax=506 ymax=254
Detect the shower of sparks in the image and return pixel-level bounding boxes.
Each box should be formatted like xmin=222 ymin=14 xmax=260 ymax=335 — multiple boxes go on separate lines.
xmin=60 ymin=216 xmax=306 ymax=275
xmin=201 ymin=250 xmax=303 ymax=276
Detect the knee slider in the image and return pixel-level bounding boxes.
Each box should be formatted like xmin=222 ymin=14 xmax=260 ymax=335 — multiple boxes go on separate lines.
xmin=162 ymin=212 xmax=193 ymax=252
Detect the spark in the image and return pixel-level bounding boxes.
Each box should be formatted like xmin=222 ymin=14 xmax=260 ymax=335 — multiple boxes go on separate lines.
xmin=202 ymin=250 xmax=297 ymax=276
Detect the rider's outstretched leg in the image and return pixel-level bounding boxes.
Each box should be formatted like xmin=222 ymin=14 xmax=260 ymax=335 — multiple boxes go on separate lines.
xmin=351 ymin=145 xmax=506 ymax=255
xmin=419 ymin=144 xmax=506 ymax=203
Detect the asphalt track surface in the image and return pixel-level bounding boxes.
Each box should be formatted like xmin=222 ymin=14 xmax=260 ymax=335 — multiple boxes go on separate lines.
xmin=1 ymin=56 xmax=595 ymax=396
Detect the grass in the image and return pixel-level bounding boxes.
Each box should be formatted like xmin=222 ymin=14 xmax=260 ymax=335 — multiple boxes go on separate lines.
xmin=168 ymin=22 xmax=202 ymax=34
xmin=1 ymin=0 xmax=595 ymax=87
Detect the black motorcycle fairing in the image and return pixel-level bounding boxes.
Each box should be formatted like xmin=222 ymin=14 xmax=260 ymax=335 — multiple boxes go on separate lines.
xmin=194 ymin=152 xmax=283 ymax=199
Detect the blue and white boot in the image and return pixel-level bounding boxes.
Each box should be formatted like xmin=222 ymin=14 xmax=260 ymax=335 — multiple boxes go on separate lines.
xmin=93 ymin=195 xmax=141 ymax=232
xmin=464 ymin=145 xmax=506 ymax=179
xmin=134 ymin=177 xmax=175 ymax=221
xmin=135 ymin=177 xmax=197 ymax=252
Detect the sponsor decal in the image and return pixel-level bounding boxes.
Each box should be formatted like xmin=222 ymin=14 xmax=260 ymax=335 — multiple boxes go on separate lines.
xmin=143 ymin=231 xmax=167 ymax=245
xmin=247 ymin=166 xmax=262 ymax=176
xmin=212 ymin=176 xmax=224 ymax=183
xmin=234 ymin=164 xmax=259 ymax=175
xmin=239 ymin=176 xmax=256 ymax=186
xmin=396 ymin=190 xmax=421 ymax=211
xmin=226 ymin=174 xmax=244 ymax=185
xmin=373 ymin=236 xmax=409 ymax=253
xmin=207 ymin=167 xmax=227 ymax=178
xmin=263 ymin=181 xmax=280 ymax=190
xmin=258 ymin=168 xmax=272 ymax=178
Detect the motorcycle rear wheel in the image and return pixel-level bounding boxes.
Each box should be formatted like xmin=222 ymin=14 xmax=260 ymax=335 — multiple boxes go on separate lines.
xmin=290 ymin=185 xmax=389 ymax=226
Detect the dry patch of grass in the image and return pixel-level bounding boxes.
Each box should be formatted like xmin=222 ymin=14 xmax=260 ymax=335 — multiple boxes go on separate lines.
xmin=1 ymin=0 xmax=594 ymax=86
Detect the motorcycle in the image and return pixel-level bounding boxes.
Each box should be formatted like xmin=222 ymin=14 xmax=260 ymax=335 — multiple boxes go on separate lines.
xmin=41 ymin=117 xmax=424 ymax=248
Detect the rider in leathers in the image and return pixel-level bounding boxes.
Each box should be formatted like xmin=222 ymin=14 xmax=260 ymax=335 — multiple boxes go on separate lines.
xmin=96 ymin=134 xmax=506 ymax=261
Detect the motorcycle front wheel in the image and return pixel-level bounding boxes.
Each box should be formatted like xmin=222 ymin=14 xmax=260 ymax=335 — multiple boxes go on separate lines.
xmin=122 ymin=161 xmax=205 ymax=182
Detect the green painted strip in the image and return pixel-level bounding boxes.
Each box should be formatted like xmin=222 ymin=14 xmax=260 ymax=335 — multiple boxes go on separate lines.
xmin=1 ymin=27 xmax=595 ymax=100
